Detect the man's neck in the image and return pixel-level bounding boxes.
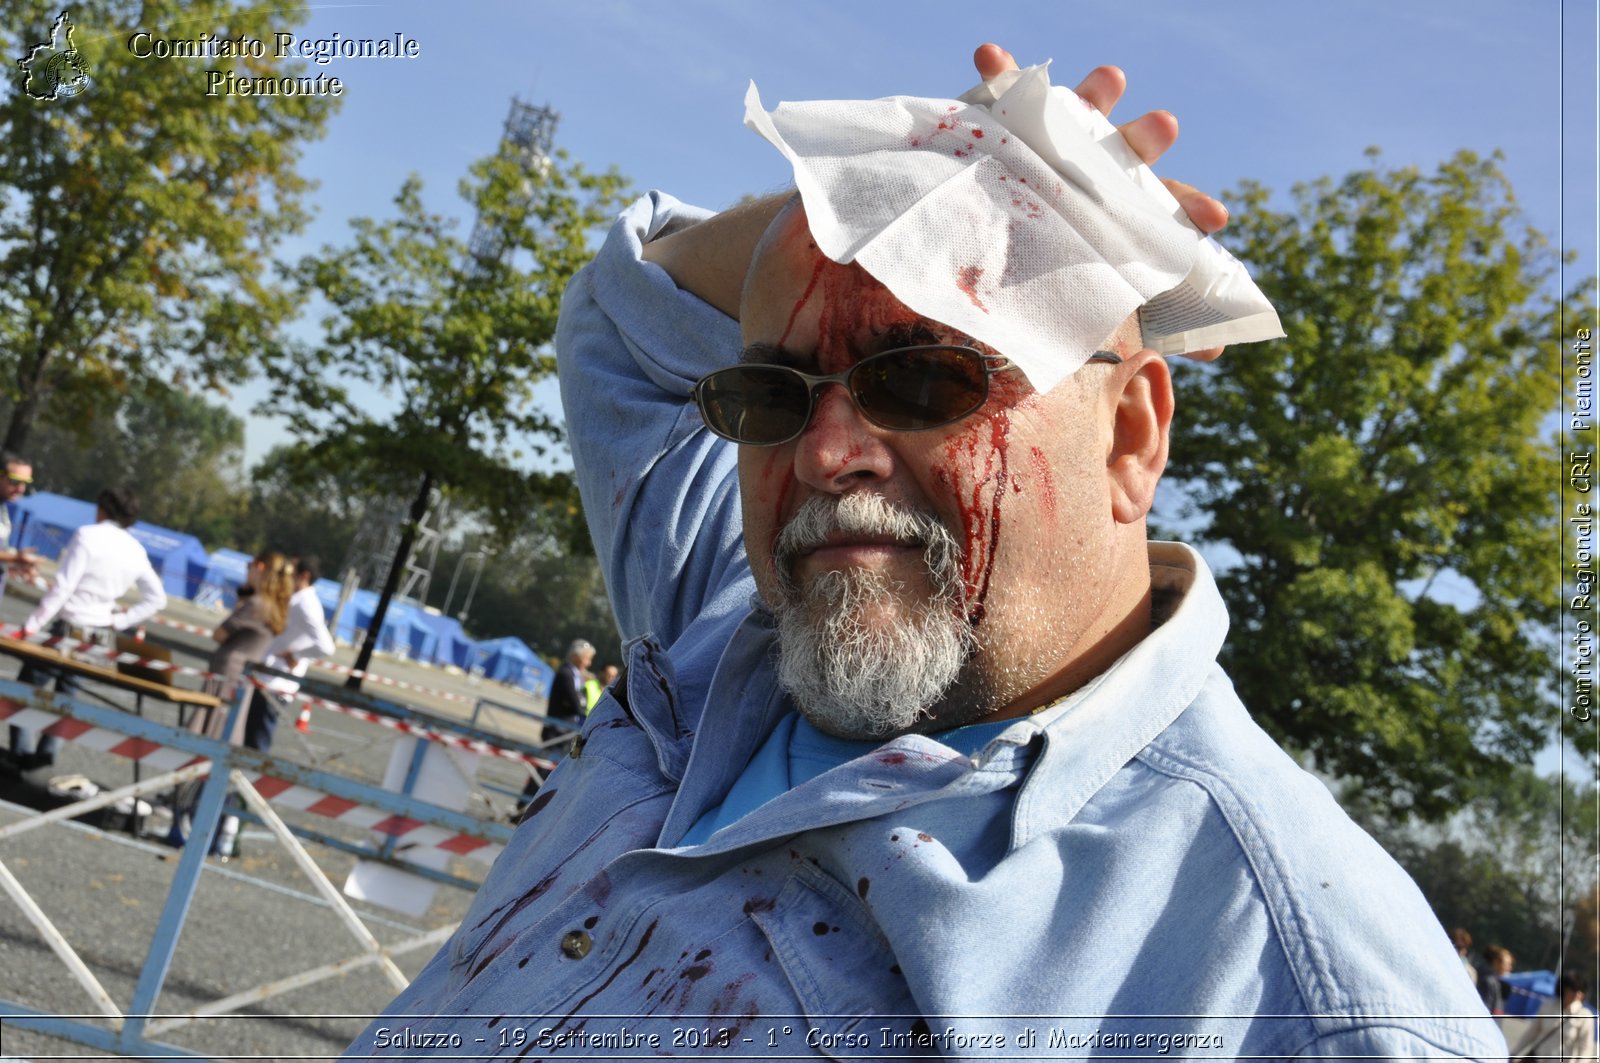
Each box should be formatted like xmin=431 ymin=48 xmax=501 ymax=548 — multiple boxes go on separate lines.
xmin=992 ymin=583 xmax=1155 ymax=724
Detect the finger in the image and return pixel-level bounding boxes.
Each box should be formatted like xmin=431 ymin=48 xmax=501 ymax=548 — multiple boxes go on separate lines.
xmin=1162 ymin=177 xmax=1230 ymax=234
xmin=1182 ymin=346 xmax=1226 ymax=363
xmin=1072 ymin=65 xmax=1126 ymax=119
xmin=1119 ymin=110 xmax=1178 ymax=165
xmin=973 ymin=43 xmax=1018 ymax=81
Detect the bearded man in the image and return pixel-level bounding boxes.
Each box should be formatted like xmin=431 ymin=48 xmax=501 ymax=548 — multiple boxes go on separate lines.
xmin=348 ymin=48 xmax=1502 ymax=1059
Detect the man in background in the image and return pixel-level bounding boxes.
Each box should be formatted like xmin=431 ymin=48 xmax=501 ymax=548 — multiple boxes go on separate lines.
xmin=545 ymin=637 xmax=593 ymax=727
xmin=0 ymin=453 xmax=39 ymax=594
xmin=8 ymin=487 xmax=165 ymax=771
xmin=1508 ymin=971 xmax=1597 ymax=1062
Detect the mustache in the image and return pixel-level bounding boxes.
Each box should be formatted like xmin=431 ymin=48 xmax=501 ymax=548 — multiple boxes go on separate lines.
xmin=773 ymin=494 xmax=959 ymax=592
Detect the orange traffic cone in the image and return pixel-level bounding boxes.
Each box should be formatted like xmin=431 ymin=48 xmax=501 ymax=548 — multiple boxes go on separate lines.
xmin=294 ymin=703 xmax=312 ymax=733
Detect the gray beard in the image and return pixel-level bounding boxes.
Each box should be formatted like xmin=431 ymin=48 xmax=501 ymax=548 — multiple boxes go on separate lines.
xmin=771 ymin=494 xmax=980 ymax=739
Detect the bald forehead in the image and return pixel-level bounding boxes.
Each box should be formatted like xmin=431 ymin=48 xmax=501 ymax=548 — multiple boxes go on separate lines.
xmin=741 ymin=198 xmax=818 ymax=329
xmin=742 ymin=199 xmax=1141 ymax=383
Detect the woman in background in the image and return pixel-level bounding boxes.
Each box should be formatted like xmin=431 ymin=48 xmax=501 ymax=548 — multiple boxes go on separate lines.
xmin=1478 ymin=945 xmax=1516 ymax=1016
xmin=176 ymin=550 xmax=295 ymax=856
xmin=200 ymin=551 xmax=295 ymax=742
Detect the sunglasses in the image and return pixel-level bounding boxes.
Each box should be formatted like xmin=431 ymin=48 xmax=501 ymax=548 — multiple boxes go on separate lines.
xmin=693 ymin=344 xmax=1122 ymax=447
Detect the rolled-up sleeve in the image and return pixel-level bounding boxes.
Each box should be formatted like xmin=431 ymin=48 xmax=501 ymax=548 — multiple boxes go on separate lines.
xmin=557 ymin=192 xmax=755 ymax=654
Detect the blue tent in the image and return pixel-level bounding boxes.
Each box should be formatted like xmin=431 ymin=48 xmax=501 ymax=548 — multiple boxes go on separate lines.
xmin=10 ymin=493 xmax=209 ymax=598
xmin=312 ymin=578 xmax=343 ymax=616
xmin=422 ymin=614 xmax=477 ymax=668
xmin=195 ymin=549 xmax=253 ymax=609
xmin=11 ymin=492 xmax=95 ymax=559
xmin=413 ymin=612 xmax=449 ymax=663
xmin=1502 ymin=971 xmax=1556 ymax=1017
xmin=364 ymin=598 xmax=409 ymax=654
xmin=332 ymin=588 xmax=378 ymax=644
xmin=128 ymin=522 xmax=211 ymax=600
xmin=1501 ymin=971 xmax=1600 ymax=1045
xmin=477 ymin=636 xmax=553 ymax=693
xmin=387 ymin=603 xmax=440 ymax=662
xmin=381 ymin=603 xmax=429 ymax=658
xmin=335 ymin=592 xmax=438 ymax=660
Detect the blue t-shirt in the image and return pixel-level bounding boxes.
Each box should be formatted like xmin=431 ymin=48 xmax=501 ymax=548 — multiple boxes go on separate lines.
xmin=682 ymin=712 xmax=1017 ymax=845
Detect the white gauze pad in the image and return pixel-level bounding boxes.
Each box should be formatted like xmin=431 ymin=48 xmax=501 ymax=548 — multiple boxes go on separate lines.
xmin=744 ymin=62 xmax=1284 ymax=392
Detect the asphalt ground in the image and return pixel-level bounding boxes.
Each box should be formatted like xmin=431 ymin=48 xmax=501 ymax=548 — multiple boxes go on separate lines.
xmin=0 ymin=589 xmax=558 ymax=1061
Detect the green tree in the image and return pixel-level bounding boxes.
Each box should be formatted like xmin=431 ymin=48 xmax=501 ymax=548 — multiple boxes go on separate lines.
xmin=17 ymin=383 xmax=248 ymax=546
xmin=0 ymin=0 xmax=337 ymax=452
xmin=233 ymin=444 xmax=372 ymax=563
xmin=268 ymin=138 xmax=628 ymax=682
xmin=1361 ymin=767 xmax=1597 ymax=972
xmin=430 ymin=522 xmax=623 ymax=671
xmin=1162 ymin=150 xmax=1590 ymax=819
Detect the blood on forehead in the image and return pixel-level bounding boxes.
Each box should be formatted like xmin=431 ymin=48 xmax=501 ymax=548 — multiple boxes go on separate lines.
xmin=766 ymin=238 xmax=995 ymax=375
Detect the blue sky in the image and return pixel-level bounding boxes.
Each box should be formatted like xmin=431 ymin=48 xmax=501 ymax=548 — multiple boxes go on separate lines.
xmin=232 ymin=0 xmax=1597 ymax=465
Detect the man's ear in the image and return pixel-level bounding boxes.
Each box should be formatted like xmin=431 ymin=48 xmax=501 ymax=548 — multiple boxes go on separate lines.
xmin=1107 ymin=352 xmax=1173 ymax=524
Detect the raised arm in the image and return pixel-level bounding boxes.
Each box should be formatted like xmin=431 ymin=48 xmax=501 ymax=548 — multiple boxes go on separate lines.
xmin=639 ymin=194 xmax=791 ymax=319
xmin=556 ymin=194 xmax=754 ymax=653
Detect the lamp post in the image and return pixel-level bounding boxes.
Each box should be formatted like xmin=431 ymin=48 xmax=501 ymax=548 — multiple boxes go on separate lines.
xmin=444 ymin=550 xmax=488 ymax=624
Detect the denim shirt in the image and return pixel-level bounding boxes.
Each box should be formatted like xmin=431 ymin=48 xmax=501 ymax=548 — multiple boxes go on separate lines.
xmin=346 ymin=194 xmax=1504 ymax=1060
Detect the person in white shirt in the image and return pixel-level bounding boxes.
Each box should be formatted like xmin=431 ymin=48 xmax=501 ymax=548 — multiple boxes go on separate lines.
xmin=7 ymin=487 xmax=167 ymax=771
xmin=1510 ymin=971 xmax=1599 ymax=1063
xmin=246 ymin=554 xmax=334 ymax=753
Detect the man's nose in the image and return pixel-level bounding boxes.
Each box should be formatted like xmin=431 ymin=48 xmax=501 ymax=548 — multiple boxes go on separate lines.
xmin=791 ymin=384 xmax=895 ymax=492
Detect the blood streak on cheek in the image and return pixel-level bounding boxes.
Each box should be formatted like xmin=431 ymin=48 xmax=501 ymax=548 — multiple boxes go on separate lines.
xmin=755 ymin=449 xmax=797 ymax=564
xmin=935 ymin=410 xmax=1012 ymax=624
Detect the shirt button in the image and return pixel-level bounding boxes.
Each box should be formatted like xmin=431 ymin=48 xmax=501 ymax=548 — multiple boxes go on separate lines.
xmin=560 ymin=930 xmax=592 ymax=959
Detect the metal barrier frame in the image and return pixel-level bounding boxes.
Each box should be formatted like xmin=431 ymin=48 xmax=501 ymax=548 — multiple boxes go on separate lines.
xmin=0 ymin=676 xmax=513 ymax=1060
xmin=468 ymin=693 xmax=578 ymax=799
xmin=258 ymin=666 xmax=562 ymax=857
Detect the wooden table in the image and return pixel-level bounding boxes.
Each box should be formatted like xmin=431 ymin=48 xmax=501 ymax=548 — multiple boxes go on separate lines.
xmin=0 ymin=634 xmax=221 ymax=713
xmin=0 ymin=634 xmax=222 ymax=832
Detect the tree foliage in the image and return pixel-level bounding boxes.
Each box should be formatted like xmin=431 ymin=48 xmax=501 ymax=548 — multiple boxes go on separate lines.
xmin=1361 ymin=767 xmax=1598 ymax=973
xmin=0 ymin=0 xmax=338 ymax=451
xmin=266 ymin=135 xmax=627 ymax=677
xmin=429 ymin=515 xmax=622 ymax=670
xmin=267 ymin=145 xmax=628 ymax=535
xmin=232 ymin=445 xmax=370 ymax=563
xmin=18 ymin=384 xmax=247 ymax=546
xmin=1162 ymin=150 xmax=1589 ymax=819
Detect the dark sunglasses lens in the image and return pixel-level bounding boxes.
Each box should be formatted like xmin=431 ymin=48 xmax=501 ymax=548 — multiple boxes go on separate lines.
xmin=698 ymin=366 xmax=811 ymax=444
xmin=853 ymin=347 xmax=988 ymax=430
